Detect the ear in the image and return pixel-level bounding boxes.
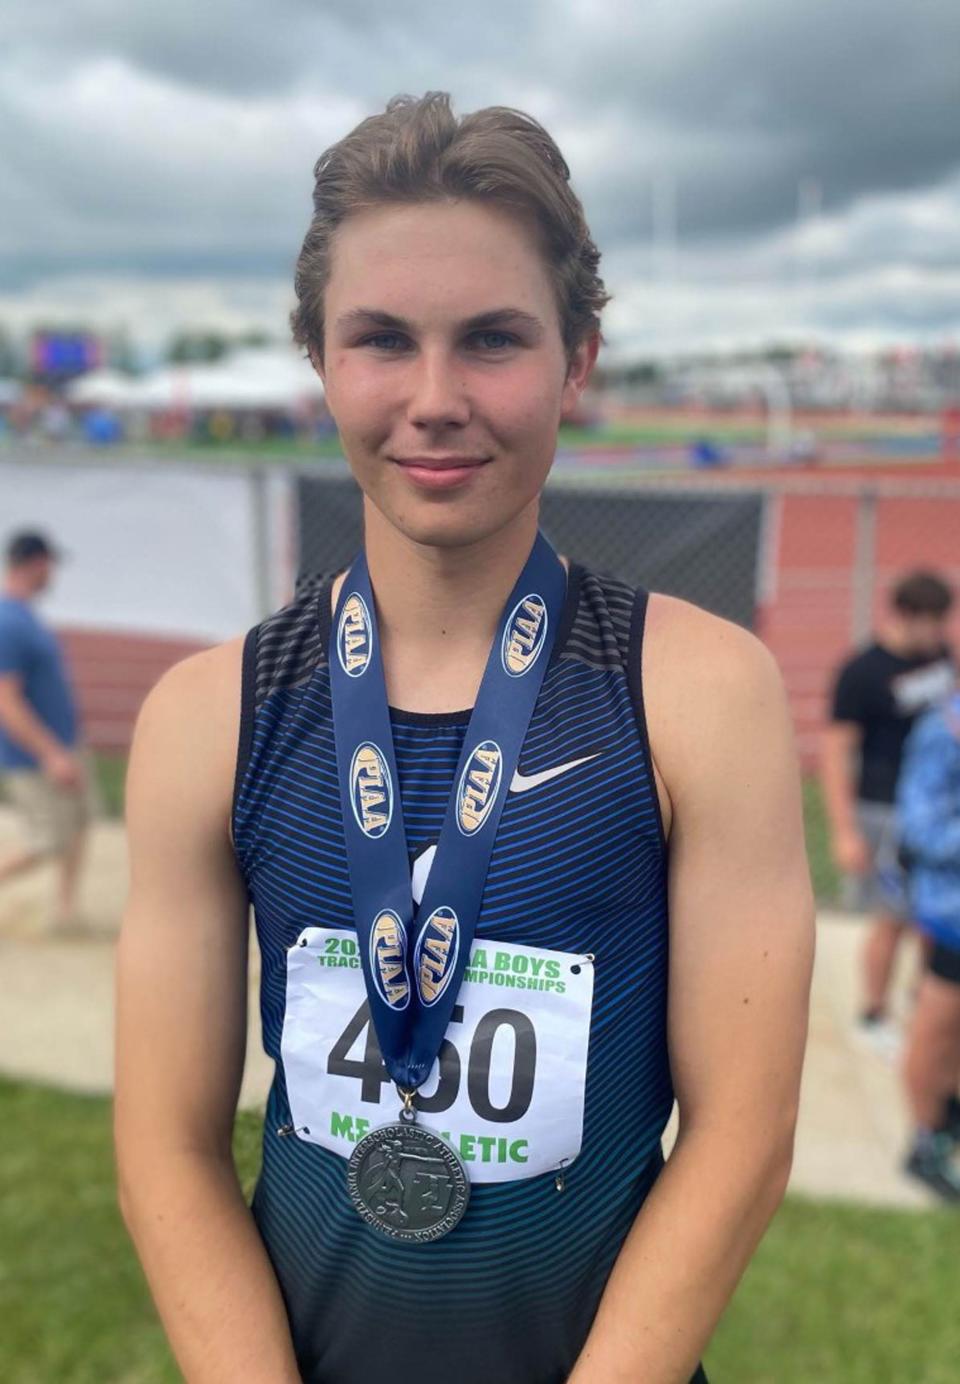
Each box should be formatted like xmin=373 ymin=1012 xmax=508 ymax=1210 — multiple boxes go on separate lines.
xmin=560 ymin=331 xmax=600 ymax=420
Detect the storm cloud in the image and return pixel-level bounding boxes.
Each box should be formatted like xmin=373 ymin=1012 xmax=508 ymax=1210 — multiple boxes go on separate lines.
xmin=1 ymin=0 xmax=957 ymax=351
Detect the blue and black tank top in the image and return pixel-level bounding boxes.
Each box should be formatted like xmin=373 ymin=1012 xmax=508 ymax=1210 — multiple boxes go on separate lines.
xmin=232 ymin=562 xmax=700 ymax=1384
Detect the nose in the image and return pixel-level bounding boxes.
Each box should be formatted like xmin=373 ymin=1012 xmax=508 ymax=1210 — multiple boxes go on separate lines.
xmin=406 ymin=346 xmax=471 ymax=430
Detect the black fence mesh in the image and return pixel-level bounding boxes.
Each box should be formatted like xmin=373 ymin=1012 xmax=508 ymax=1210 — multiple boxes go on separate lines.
xmin=295 ymin=475 xmax=764 ymax=627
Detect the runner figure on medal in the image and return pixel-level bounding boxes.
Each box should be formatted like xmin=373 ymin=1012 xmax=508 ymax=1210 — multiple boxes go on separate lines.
xmin=362 ymin=1138 xmax=407 ymax=1223
xmin=115 ymin=92 xmax=815 ymax=1384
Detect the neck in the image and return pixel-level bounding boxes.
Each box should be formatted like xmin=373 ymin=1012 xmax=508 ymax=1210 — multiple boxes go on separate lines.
xmin=2 ymin=576 xmax=29 ymax=601
xmin=362 ymin=501 xmax=553 ymax=653
xmin=878 ymin=621 xmax=917 ymax=658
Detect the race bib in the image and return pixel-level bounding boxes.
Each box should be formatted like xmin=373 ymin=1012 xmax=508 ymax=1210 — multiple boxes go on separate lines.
xmin=281 ymin=927 xmax=595 ymax=1184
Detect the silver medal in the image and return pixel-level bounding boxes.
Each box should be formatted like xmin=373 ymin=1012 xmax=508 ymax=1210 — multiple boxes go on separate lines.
xmin=347 ymin=1105 xmax=470 ymax=1243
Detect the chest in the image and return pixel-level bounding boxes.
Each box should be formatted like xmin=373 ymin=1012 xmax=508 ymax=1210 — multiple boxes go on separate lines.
xmin=2 ymin=614 xmax=60 ymax=679
xmin=380 ymin=642 xmax=488 ymax=716
xmin=244 ymin=660 xmax=666 ymax=957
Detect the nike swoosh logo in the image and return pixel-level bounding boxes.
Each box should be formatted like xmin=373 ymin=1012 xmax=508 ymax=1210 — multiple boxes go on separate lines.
xmin=510 ymin=754 xmax=601 ymax=794
xmin=410 ymin=754 xmax=601 ymax=902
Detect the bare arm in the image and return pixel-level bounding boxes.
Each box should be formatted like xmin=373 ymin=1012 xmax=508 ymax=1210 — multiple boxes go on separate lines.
xmin=569 ymin=597 xmax=815 ymax=1384
xmin=820 ymin=721 xmax=868 ymax=873
xmin=0 ymin=671 xmax=82 ymax=786
xmin=114 ymin=641 xmax=301 ymax=1384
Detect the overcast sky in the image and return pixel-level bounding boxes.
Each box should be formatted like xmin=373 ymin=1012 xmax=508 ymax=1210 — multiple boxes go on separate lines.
xmin=1 ymin=0 xmax=958 ymax=357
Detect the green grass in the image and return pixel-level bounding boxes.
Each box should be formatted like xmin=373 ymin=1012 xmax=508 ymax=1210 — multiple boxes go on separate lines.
xmin=8 ymin=413 xmax=932 ymax=470
xmin=2 ymin=1076 xmax=958 ymax=1382
xmin=706 ymin=1196 xmax=960 ymax=1383
xmin=0 ymin=1077 xmax=262 ymax=1384
xmin=556 ymin=420 xmax=769 ymax=447
xmin=92 ymin=753 xmax=128 ymax=820
xmin=0 ymin=754 xmax=127 ymax=820
xmin=0 ymin=420 xmax=776 ymax=466
xmin=8 ymin=436 xmax=349 ymax=466
xmin=803 ymin=776 xmax=840 ymax=903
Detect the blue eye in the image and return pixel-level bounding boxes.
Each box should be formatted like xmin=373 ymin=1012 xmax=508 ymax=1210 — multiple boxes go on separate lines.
xmin=358 ymin=329 xmax=518 ymax=352
xmin=363 ymin=333 xmax=407 ymax=351
xmin=471 ymin=331 xmax=516 ymax=350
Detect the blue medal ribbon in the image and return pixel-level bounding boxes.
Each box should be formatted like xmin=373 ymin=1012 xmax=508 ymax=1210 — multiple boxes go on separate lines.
xmin=328 ymin=529 xmax=567 ymax=1091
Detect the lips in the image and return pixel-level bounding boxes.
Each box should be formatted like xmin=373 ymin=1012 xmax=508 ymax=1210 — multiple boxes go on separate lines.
xmin=390 ymin=455 xmax=492 ymax=491
xmin=392 ymin=456 xmax=490 ymax=470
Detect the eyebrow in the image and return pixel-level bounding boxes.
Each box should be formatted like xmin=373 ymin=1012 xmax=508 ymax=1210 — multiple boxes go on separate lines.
xmin=333 ymin=306 xmax=545 ymax=336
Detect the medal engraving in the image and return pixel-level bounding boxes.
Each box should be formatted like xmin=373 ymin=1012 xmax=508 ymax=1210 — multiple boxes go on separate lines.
xmin=347 ymin=1122 xmax=470 ymax=1242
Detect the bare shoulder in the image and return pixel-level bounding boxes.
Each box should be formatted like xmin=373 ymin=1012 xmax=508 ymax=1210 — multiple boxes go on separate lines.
xmin=127 ymin=635 xmax=247 ymax=839
xmin=642 ymin=593 xmax=793 ymax=822
xmin=140 ymin=634 xmax=245 ymax=710
xmin=134 ymin=636 xmax=244 ymax=740
xmin=644 ymin=592 xmax=781 ymax=695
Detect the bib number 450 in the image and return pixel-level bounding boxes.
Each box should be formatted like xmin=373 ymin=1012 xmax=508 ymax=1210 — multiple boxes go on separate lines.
xmin=328 ymin=999 xmax=537 ymax=1123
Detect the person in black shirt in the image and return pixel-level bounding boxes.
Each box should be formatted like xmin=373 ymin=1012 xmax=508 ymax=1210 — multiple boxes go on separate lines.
xmin=821 ymin=570 xmax=955 ymax=1055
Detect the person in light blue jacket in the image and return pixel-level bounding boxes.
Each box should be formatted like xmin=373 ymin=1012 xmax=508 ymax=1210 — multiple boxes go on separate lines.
xmin=897 ymin=690 xmax=960 ymax=1201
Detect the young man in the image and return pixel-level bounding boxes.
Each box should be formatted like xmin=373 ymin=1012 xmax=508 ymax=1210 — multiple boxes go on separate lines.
xmin=115 ymin=93 xmax=814 ymax=1384
xmin=0 ymin=529 xmax=95 ymax=930
xmin=821 ymin=573 xmax=954 ymax=1057
xmin=897 ymin=688 xmax=960 ymax=1201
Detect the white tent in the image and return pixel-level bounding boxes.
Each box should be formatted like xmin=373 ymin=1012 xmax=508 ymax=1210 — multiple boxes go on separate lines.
xmin=65 ymin=347 xmax=325 ymax=411
xmin=65 ymin=369 xmax=142 ymax=405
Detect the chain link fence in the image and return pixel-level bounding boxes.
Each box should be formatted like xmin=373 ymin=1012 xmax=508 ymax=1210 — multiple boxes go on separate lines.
xmin=295 ymin=472 xmax=766 ymax=628
xmin=292 ymin=467 xmax=960 ymax=771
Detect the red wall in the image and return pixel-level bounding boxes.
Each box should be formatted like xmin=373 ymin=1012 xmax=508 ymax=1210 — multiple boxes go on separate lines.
xmin=60 ymin=628 xmax=212 ymax=755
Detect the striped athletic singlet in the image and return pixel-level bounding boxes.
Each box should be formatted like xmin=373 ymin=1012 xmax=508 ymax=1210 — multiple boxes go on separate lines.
xmin=232 ymin=562 xmax=703 ymax=1384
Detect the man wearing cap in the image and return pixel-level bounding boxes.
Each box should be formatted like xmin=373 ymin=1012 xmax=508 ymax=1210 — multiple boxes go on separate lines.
xmin=0 ymin=530 xmax=95 ymax=930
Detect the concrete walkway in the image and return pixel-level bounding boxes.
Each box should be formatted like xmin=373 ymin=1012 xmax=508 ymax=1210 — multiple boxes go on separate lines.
xmin=0 ymin=811 xmax=936 ymax=1208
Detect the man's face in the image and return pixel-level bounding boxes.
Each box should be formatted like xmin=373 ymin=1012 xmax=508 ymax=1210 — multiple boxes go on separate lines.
xmin=12 ymin=556 xmax=54 ymax=596
xmin=316 ymin=199 xmax=597 ymax=549
xmin=899 ymin=612 xmax=949 ymax=658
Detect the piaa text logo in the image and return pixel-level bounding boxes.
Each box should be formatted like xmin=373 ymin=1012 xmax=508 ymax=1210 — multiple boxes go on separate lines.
xmin=370 ymin=910 xmax=410 ymax=1009
xmin=501 ymin=594 xmax=548 ymax=676
xmin=415 ymin=907 xmax=460 ymax=1006
xmin=457 ymin=740 xmax=503 ymax=835
xmin=337 ymin=592 xmax=373 ymax=677
xmin=350 ymin=742 xmax=393 ymax=838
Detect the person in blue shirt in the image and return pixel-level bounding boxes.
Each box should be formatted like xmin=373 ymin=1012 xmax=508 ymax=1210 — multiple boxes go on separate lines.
xmin=897 ymin=687 xmax=960 ymax=1200
xmin=0 ymin=530 xmax=97 ymax=931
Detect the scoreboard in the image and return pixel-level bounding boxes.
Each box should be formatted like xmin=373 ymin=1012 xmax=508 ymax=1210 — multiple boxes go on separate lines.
xmin=31 ymin=332 xmax=103 ymax=377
